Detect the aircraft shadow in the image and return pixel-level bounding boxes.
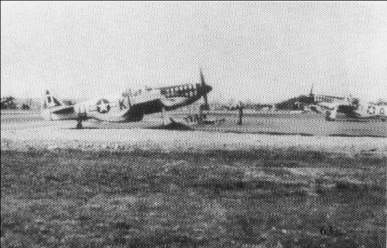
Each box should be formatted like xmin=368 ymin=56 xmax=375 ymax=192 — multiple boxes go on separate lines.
xmin=147 ymin=122 xmax=193 ymax=131
xmin=65 ymin=127 xmax=100 ymax=130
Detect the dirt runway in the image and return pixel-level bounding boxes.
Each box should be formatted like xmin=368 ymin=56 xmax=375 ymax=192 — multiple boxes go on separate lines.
xmin=1 ymin=111 xmax=386 ymax=155
xmin=2 ymin=110 xmax=386 ymax=137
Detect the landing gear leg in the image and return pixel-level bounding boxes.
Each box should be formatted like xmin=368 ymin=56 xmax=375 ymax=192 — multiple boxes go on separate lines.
xmin=198 ymin=106 xmax=203 ymax=124
xmin=161 ymin=107 xmax=166 ymax=127
xmin=325 ymin=106 xmax=338 ymax=121
xmin=76 ymin=118 xmax=83 ymax=129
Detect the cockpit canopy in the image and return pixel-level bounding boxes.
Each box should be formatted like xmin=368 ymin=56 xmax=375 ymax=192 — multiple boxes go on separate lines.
xmin=122 ymin=87 xmax=154 ymax=97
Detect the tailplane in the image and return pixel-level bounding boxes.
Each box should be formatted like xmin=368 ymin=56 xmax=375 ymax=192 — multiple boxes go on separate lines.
xmin=41 ymin=90 xmax=75 ymax=121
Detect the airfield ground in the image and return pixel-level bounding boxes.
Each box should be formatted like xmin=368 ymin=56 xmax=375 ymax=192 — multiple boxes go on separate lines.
xmin=2 ymin=110 xmax=386 ymax=137
xmin=1 ymin=110 xmax=386 ymax=247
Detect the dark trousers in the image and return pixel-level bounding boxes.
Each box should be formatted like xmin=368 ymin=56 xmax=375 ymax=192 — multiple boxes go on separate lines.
xmin=238 ymin=109 xmax=243 ymax=125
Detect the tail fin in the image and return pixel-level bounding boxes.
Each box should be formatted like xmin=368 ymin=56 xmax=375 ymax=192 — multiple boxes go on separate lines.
xmin=42 ymin=90 xmax=64 ymax=109
xmin=309 ymin=84 xmax=314 ymax=97
xmin=41 ymin=90 xmax=75 ymax=121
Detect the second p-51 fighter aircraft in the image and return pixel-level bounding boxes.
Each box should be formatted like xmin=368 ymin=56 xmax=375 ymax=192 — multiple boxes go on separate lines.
xmin=41 ymin=70 xmax=212 ymax=128
xmin=298 ymin=87 xmax=386 ymax=121
xmin=323 ymin=98 xmax=386 ymax=121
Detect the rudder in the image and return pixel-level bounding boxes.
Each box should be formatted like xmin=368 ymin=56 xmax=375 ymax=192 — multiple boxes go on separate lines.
xmin=42 ymin=90 xmax=64 ymax=109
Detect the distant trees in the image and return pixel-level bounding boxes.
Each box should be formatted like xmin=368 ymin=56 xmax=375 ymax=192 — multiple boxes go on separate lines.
xmin=210 ymin=94 xmax=319 ymax=111
xmin=1 ymin=96 xmax=16 ymax=109
xmin=1 ymin=96 xmax=35 ymax=110
xmin=21 ymin=104 xmax=30 ymax=110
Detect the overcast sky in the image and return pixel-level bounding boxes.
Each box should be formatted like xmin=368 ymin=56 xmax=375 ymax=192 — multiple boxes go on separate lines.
xmin=2 ymin=2 xmax=387 ymax=103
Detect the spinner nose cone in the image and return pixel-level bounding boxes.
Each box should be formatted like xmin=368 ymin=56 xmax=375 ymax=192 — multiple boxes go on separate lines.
xmin=205 ymin=84 xmax=212 ymax=93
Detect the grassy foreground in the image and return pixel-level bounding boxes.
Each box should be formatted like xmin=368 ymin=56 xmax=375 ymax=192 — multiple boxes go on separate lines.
xmin=1 ymin=149 xmax=385 ymax=248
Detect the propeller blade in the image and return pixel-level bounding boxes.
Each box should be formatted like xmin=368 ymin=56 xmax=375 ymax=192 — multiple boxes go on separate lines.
xmin=200 ymin=68 xmax=206 ymax=86
xmin=199 ymin=68 xmax=210 ymax=110
xmin=309 ymin=84 xmax=314 ymax=96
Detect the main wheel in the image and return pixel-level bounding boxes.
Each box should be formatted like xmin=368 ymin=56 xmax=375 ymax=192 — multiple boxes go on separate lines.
xmin=325 ymin=111 xmax=335 ymax=121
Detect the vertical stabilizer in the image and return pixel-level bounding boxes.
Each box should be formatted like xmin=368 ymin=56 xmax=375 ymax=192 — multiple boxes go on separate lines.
xmin=42 ymin=90 xmax=64 ymax=109
xmin=41 ymin=90 xmax=75 ymax=121
xmin=309 ymin=84 xmax=314 ymax=97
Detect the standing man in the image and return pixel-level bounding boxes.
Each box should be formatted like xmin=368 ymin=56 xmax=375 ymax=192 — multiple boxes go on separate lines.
xmin=237 ymin=101 xmax=244 ymax=125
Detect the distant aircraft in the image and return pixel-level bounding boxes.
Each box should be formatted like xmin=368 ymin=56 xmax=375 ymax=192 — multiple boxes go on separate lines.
xmin=300 ymin=86 xmax=386 ymax=121
xmin=41 ymin=70 xmax=212 ymax=128
xmin=323 ymin=98 xmax=386 ymax=121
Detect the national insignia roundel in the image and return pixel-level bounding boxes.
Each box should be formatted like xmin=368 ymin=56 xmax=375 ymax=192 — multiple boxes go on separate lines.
xmin=96 ymin=99 xmax=111 ymax=113
xmin=367 ymin=105 xmax=376 ymax=115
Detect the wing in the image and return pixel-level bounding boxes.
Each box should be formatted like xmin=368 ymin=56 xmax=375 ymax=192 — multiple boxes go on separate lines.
xmin=49 ymin=105 xmax=75 ymax=115
xmin=130 ymin=98 xmax=164 ymax=115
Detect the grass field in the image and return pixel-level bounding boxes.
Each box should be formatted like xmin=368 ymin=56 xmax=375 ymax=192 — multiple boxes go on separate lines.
xmin=1 ymin=149 xmax=386 ymax=248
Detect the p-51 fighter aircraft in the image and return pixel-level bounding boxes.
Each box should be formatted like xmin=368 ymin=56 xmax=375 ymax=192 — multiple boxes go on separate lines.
xmin=41 ymin=70 xmax=212 ymax=128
